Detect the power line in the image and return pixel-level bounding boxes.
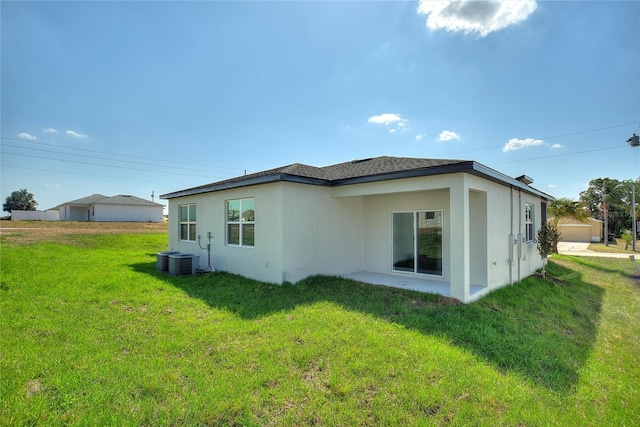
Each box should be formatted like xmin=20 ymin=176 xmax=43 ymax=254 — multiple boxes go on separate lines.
xmin=488 ymin=145 xmax=625 ymax=166
xmin=0 ymin=136 xmax=244 ymax=173
xmin=1 ymin=151 xmax=231 ymax=180
xmin=0 ymin=164 xmax=197 ymax=187
xmin=1 ymin=141 xmax=233 ymax=175
xmin=540 ymin=122 xmax=638 ymax=140
xmin=440 ymin=121 xmax=638 ymax=157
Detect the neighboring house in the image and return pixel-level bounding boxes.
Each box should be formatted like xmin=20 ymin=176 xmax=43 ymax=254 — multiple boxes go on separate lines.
xmin=56 ymin=194 xmax=164 ymax=222
xmin=160 ymin=156 xmax=553 ymax=304
xmin=552 ymin=217 xmax=603 ymax=243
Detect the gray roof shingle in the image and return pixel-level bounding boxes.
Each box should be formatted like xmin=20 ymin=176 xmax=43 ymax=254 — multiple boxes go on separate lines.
xmin=57 ymin=194 xmax=163 ymax=208
xmin=160 ymin=156 xmax=552 ymax=200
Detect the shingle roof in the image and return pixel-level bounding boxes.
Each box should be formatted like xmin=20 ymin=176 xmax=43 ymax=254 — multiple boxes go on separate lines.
xmin=160 ymin=156 xmax=553 ymax=200
xmin=57 ymin=194 xmax=163 ymax=207
xmin=322 ymin=157 xmax=466 ymax=180
xmin=98 ymin=195 xmax=163 ymax=206
xmin=61 ymin=194 xmax=109 ymax=205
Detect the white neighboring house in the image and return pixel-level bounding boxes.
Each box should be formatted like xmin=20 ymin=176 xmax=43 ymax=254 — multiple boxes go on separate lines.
xmin=160 ymin=156 xmax=554 ymax=304
xmin=56 ymin=194 xmax=164 ymax=222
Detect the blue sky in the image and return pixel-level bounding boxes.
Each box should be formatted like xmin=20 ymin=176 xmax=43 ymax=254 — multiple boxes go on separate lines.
xmin=2 ymin=1 xmax=638 ymax=212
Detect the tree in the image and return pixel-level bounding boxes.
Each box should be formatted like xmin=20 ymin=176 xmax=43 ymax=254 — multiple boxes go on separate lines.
xmin=3 ymin=189 xmax=38 ymax=213
xmin=548 ymin=197 xmax=589 ymax=253
xmin=580 ymin=178 xmax=627 ymax=244
xmin=537 ymin=223 xmax=559 ymax=278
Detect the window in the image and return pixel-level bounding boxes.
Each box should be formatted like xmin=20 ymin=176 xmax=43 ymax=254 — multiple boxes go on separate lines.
xmin=227 ymin=198 xmax=255 ymax=247
xmin=525 ymin=203 xmax=534 ymax=242
xmin=179 ymin=204 xmax=196 ymax=241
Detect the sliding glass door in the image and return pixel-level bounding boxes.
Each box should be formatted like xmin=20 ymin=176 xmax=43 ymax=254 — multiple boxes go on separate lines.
xmin=392 ymin=211 xmax=443 ymax=276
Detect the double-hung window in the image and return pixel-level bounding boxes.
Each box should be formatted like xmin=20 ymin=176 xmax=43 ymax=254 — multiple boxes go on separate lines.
xmin=227 ymin=198 xmax=255 ymax=247
xmin=179 ymin=204 xmax=196 ymax=241
xmin=524 ymin=203 xmax=534 ymax=242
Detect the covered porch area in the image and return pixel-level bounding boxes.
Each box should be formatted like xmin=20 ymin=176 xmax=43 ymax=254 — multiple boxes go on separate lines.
xmin=343 ymin=271 xmax=488 ymax=302
xmin=332 ymin=173 xmax=490 ymax=304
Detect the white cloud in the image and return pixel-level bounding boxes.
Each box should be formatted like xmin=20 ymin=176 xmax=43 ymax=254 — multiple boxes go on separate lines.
xmin=550 ymin=143 xmax=563 ymax=149
xmin=65 ymin=130 xmax=88 ymax=138
xmin=503 ymin=137 xmax=544 ymax=152
xmin=43 ymin=128 xmax=58 ymax=133
xmin=415 ymin=134 xmax=425 ymax=141
xmin=417 ymin=0 xmax=538 ymax=37
xmin=548 ymin=184 xmax=557 ymax=188
xmin=438 ymin=130 xmax=461 ymax=141
xmin=389 ymin=129 xmax=396 ymax=134
xmin=17 ymin=132 xmax=37 ymax=140
xmin=368 ymin=113 xmax=408 ymax=127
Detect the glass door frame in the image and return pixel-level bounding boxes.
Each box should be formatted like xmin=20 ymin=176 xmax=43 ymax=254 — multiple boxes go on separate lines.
xmin=391 ymin=210 xmax=444 ymax=277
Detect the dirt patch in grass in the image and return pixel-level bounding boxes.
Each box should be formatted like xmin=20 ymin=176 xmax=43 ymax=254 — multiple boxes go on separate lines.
xmin=0 ymin=220 xmax=167 ymax=244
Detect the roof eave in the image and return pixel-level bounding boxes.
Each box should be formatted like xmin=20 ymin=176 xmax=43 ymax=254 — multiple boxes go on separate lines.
xmin=160 ymin=160 xmax=554 ymax=201
xmin=160 ymin=173 xmax=330 ymax=199
xmin=469 ymin=163 xmax=555 ymax=200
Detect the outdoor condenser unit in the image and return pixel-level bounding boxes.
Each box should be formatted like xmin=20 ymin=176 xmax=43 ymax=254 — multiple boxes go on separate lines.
xmin=168 ymin=253 xmax=200 ymax=276
xmin=156 ymin=251 xmax=180 ymax=273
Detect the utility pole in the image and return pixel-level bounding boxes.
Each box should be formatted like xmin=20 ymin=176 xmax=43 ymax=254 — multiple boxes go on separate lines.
xmin=627 ymin=134 xmax=639 ymax=251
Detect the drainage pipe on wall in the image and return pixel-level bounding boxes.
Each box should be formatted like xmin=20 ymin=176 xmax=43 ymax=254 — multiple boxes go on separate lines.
xmin=509 ymin=186 xmax=514 ymax=285
xmin=518 ymin=189 xmax=523 ymax=282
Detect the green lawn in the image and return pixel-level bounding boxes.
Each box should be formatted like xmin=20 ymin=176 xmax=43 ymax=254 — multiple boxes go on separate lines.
xmin=1 ymin=231 xmax=639 ymax=426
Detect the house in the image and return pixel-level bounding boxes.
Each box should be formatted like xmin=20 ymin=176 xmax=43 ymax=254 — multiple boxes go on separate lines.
xmin=552 ymin=216 xmax=603 ymax=243
xmin=56 ymin=194 xmax=164 ymax=222
xmin=160 ymin=156 xmax=553 ymax=303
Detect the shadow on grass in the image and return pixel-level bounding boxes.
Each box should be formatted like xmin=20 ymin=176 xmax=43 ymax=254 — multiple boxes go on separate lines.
xmin=556 ymin=253 xmax=638 ymax=277
xmin=131 ymin=259 xmax=603 ymax=394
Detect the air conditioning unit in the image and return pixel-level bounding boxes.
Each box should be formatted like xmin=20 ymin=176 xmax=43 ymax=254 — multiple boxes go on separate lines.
xmin=156 ymin=251 xmax=180 ymax=272
xmin=168 ymin=253 xmax=200 ymax=276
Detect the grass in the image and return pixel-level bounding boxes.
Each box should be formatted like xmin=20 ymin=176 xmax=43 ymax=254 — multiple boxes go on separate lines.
xmin=1 ymin=224 xmax=639 ymax=426
xmin=588 ymin=238 xmax=637 ymax=254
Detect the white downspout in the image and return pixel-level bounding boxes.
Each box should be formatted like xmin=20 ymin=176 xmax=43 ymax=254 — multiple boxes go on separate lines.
xmin=518 ymin=189 xmax=523 ymax=282
xmin=509 ymin=187 xmax=514 ymax=284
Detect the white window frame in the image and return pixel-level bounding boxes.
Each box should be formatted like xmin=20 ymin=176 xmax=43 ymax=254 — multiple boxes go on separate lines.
xmin=524 ymin=203 xmax=534 ymax=242
xmin=179 ymin=204 xmax=196 ymax=242
xmin=226 ymin=198 xmax=255 ymax=247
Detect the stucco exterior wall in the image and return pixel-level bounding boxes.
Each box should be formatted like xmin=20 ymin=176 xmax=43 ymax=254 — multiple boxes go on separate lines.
xmin=463 ymin=174 xmax=543 ymax=294
xmin=92 ymin=204 xmax=163 ymax=222
xmin=167 ymin=182 xmax=285 ymax=284
xmin=280 ymin=183 xmax=364 ymax=283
